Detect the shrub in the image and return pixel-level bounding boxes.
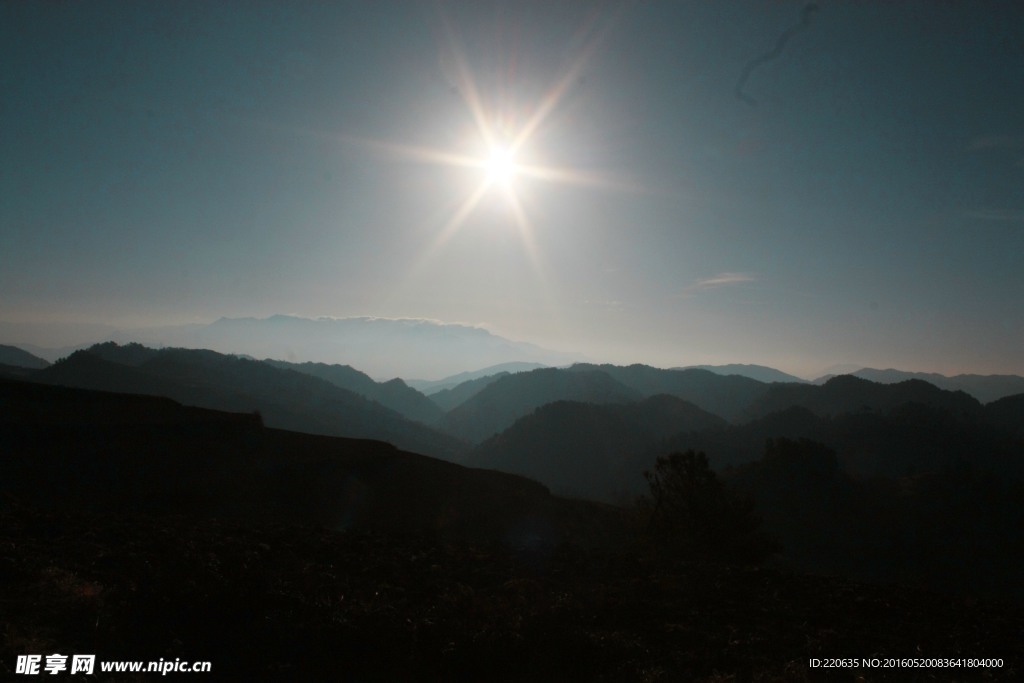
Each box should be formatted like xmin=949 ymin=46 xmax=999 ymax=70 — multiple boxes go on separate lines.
xmin=640 ymin=449 xmax=777 ymax=563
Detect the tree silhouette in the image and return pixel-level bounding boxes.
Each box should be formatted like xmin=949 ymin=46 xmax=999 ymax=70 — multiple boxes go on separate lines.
xmin=642 ymin=449 xmax=777 ymax=562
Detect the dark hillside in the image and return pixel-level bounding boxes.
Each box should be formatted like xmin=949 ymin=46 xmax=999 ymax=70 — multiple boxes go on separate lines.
xmin=568 ymin=363 xmax=769 ymax=422
xmin=0 ymin=377 xmax=625 ymax=546
xmin=34 ymin=345 xmax=466 ymax=461
xmin=86 ymin=340 xmax=161 ymax=366
xmin=839 ymin=367 xmax=1024 ymax=404
xmin=745 ymin=375 xmax=983 ymax=422
xmin=650 ymin=401 xmax=1023 ymax=480
xmin=0 ymin=362 xmax=44 ymax=381
xmin=676 ymin=363 xmax=807 ymax=384
xmin=470 ymin=395 xmax=726 ymax=500
xmin=727 ymin=438 xmax=1024 ymax=601
xmin=266 ymin=359 xmax=445 ymax=425
xmin=36 ymin=349 xmax=189 ymax=398
xmin=0 ymin=344 xmax=50 ymax=369
xmin=985 ymin=393 xmax=1024 ymax=439
xmin=428 ymin=371 xmax=511 ymax=412
xmin=439 ymin=368 xmax=642 ymax=444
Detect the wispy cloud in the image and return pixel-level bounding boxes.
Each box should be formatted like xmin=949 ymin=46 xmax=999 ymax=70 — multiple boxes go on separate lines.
xmin=681 ymin=272 xmax=756 ymax=295
xmin=584 ymin=299 xmax=624 ymax=311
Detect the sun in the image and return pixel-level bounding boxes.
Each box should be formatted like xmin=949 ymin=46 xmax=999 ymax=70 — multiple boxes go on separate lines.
xmin=486 ymin=146 xmax=517 ymax=186
xmin=343 ymin=5 xmax=635 ymax=263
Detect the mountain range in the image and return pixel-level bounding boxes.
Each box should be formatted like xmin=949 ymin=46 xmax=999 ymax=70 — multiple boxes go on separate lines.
xmin=4 ymin=318 xmax=1021 ymax=405
xmin=468 ymin=395 xmax=727 ymax=500
xmin=29 ymin=343 xmax=465 ymax=461
xmin=6 ymin=375 xmax=1021 ymax=678
xmin=4 ymin=338 xmax=1024 ymax=602
xmin=1 ymin=316 xmax=584 ymax=380
xmin=0 ymin=344 xmax=49 ymax=369
xmin=677 ymin=364 xmax=806 ymax=384
xmin=0 ymin=376 xmax=624 ymax=547
xmin=813 ymin=367 xmax=1024 ymax=404
xmin=265 ymin=359 xmax=445 ymax=425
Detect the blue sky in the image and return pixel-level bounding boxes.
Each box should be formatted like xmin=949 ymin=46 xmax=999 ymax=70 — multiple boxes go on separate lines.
xmin=2 ymin=1 xmax=1022 ymax=377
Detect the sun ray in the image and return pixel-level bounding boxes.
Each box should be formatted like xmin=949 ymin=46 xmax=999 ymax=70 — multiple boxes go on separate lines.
xmin=509 ymin=7 xmax=621 ymax=154
xmin=424 ymin=179 xmax=491 ymax=258
xmin=438 ymin=13 xmax=501 ymax=152
xmin=371 ymin=2 xmax=648 ymax=319
xmin=338 ymin=135 xmax=489 ymax=173
xmin=502 ymin=183 xmax=571 ymax=350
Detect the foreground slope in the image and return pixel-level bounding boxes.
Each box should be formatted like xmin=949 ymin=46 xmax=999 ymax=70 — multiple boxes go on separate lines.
xmin=0 ymin=377 xmax=626 ymax=546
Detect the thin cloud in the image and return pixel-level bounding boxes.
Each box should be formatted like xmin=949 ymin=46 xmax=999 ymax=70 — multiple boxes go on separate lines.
xmin=584 ymin=299 xmax=624 ymax=311
xmin=681 ymin=272 xmax=756 ymax=295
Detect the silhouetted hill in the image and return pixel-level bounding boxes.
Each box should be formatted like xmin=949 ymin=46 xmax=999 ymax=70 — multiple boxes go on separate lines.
xmin=34 ymin=344 xmax=466 ymax=461
xmin=86 ymin=339 xmax=161 ymax=365
xmin=0 ymin=362 xmax=43 ymax=381
xmin=649 ymin=399 xmax=1024 ymax=482
xmin=439 ymin=368 xmax=642 ymax=444
xmin=407 ymin=362 xmax=549 ymax=394
xmin=0 ymin=344 xmax=50 ymax=369
xmin=376 ymin=377 xmax=445 ymax=424
xmin=814 ymin=367 xmax=1024 ymax=403
xmin=676 ymin=363 xmax=807 ymax=384
xmin=744 ymin=374 xmax=983 ymax=422
xmin=726 ymin=438 xmax=1024 ymax=600
xmin=266 ymin=359 xmax=444 ymax=425
xmin=985 ymin=393 xmax=1024 ymax=439
xmin=469 ymin=395 xmax=727 ymax=500
xmin=428 ymin=371 xmax=511 ymax=412
xmin=566 ymin=364 xmax=768 ymax=422
xmin=0 ymin=377 xmax=627 ymax=547
xmin=37 ymin=348 xmax=187 ymax=397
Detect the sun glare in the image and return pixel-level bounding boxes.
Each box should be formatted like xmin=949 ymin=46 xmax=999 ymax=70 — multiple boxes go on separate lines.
xmin=486 ymin=146 xmax=516 ymax=185
xmin=350 ymin=3 xmax=635 ymax=286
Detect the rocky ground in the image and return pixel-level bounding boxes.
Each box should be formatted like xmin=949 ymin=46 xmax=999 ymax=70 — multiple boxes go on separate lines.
xmin=2 ymin=497 xmax=1021 ymax=682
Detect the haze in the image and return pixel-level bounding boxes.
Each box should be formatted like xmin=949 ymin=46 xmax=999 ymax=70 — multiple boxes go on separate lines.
xmin=2 ymin=1 xmax=1022 ymax=379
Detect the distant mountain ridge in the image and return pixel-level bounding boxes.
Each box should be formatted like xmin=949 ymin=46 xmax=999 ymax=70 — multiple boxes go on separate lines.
xmin=62 ymin=315 xmax=585 ymax=381
xmin=0 ymin=344 xmax=50 ymax=369
xmin=566 ymin=364 xmax=769 ymax=422
xmin=427 ymin=372 xmax=512 ymax=413
xmin=439 ymin=368 xmax=642 ymax=444
xmin=812 ymin=367 xmax=1024 ymax=404
xmin=746 ymin=374 xmax=983 ymax=422
xmin=35 ymin=343 xmax=466 ymax=461
xmin=458 ymin=364 xmax=1024 ymax=502
xmin=265 ymin=359 xmax=444 ymax=425
xmin=406 ymin=362 xmax=549 ymax=394
xmin=676 ymin=364 xmax=807 ymax=384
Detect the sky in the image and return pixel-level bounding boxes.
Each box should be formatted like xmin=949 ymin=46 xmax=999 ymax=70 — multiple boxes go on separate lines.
xmin=2 ymin=0 xmax=1022 ymax=378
